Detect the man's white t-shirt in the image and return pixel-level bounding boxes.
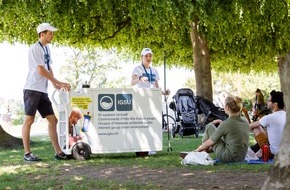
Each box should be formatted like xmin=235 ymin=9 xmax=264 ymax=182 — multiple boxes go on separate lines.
xmin=259 ymin=110 xmax=286 ymax=155
xmin=24 ymin=42 xmax=53 ymax=93
xmin=132 ymin=64 xmax=160 ymax=88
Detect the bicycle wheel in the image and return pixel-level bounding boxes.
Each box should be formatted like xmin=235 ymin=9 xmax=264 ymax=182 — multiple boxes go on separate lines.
xmin=162 ymin=114 xmax=176 ymax=132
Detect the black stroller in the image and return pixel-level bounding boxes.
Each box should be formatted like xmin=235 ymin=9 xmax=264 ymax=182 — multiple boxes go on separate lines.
xmin=195 ymin=96 xmax=228 ymax=132
xmin=169 ymin=88 xmax=199 ymax=138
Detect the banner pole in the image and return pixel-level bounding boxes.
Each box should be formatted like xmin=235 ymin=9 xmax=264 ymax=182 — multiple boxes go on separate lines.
xmin=164 ymin=51 xmax=172 ymax=152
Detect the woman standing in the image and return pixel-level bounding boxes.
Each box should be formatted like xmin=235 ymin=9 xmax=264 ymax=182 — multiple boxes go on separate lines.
xmin=131 ymin=48 xmax=169 ymax=156
xmin=131 ymin=48 xmax=160 ymax=88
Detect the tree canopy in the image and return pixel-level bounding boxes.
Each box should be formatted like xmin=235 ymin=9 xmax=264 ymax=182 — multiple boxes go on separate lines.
xmin=1 ymin=0 xmax=289 ymax=72
xmin=2 ymin=1 xmax=290 ymax=188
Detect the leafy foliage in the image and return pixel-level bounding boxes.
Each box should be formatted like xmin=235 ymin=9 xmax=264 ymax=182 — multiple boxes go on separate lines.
xmin=60 ymin=48 xmax=130 ymax=89
xmin=185 ymin=70 xmax=280 ymax=102
xmin=0 ymin=99 xmax=24 ymax=126
xmin=1 ymin=0 xmax=290 ymax=72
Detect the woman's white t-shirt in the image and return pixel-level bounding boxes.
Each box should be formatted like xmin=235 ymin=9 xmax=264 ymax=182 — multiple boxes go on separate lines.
xmin=132 ymin=64 xmax=160 ymax=88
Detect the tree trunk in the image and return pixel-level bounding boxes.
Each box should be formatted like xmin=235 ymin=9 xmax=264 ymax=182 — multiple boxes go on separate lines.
xmin=262 ymin=53 xmax=290 ymax=189
xmin=189 ymin=17 xmax=213 ymax=101
xmin=0 ymin=125 xmax=23 ymax=149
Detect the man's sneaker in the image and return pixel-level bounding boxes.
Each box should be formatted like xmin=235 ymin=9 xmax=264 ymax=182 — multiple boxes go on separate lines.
xmin=54 ymin=152 xmax=67 ymax=160
xmin=24 ymin=153 xmax=41 ymax=161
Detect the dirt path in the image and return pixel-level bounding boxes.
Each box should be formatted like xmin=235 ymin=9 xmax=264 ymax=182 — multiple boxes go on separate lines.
xmin=61 ymin=165 xmax=267 ymax=190
xmin=2 ymin=122 xmax=268 ymax=189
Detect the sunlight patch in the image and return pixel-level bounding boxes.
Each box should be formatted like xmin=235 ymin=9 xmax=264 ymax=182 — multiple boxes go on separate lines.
xmin=35 ymin=163 xmax=50 ymax=168
xmin=182 ymin=173 xmax=195 ymax=176
xmin=0 ymin=165 xmax=23 ymax=175
xmin=74 ymin=176 xmax=83 ymax=181
xmin=10 ymin=150 xmax=21 ymax=153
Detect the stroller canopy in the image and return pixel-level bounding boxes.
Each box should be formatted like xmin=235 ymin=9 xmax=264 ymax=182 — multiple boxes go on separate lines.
xmin=174 ymin=88 xmax=197 ymax=115
xmin=196 ymin=96 xmax=228 ymax=122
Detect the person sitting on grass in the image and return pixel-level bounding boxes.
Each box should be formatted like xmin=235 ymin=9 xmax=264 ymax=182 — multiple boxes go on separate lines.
xmin=190 ymin=95 xmax=250 ymax=163
xmin=249 ymin=90 xmax=285 ymax=160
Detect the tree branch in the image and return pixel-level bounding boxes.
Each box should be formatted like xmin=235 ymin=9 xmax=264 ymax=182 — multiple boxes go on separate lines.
xmin=102 ymin=17 xmax=132 ymax=40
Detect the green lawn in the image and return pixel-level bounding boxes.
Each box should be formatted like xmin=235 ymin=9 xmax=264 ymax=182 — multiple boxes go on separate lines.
xmin=0 ymin=132 xmax=270 ymax=189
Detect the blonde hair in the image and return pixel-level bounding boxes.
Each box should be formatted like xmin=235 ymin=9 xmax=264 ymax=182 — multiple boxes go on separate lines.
xmin=224 ymin=96 xmax=243 ymax=114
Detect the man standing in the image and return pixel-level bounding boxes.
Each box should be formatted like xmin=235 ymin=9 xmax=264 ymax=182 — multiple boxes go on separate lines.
xmin=22 ymin=23 xmax=71 ymax=161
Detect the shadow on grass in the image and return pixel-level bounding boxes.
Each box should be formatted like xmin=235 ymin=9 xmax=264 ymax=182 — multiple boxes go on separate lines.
xmin=0 ymin=134 xmax=271 ymax=190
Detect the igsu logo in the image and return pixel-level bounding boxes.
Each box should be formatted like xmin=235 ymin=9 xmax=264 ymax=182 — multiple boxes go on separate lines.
xmin=116 ymin=94 xmax=132 ymax=111
xmin=98 ymin=94 xmax=114 ymax=111
xmin=118 ymin=100 xmax=131 ymax=105
xmin=98 ymin=94 xmax=133 ymax=111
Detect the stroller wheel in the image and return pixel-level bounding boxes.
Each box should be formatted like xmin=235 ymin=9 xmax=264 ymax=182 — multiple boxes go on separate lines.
xmin=171 ymin=126 xmax=176 ymax=138
xmin=197 ymin=123 xmax=205 ymax=133
xmin=195 ymin=131 xmax=199 ymax=138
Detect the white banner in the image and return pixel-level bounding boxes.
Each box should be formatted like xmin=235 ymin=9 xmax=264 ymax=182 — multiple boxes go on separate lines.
xmin=62 ymin=88 xmax=163 ymax=154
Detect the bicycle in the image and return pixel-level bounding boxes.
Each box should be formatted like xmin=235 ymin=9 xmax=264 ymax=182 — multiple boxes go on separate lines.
xmin=162 ymin=114 xmax=177 ymax=138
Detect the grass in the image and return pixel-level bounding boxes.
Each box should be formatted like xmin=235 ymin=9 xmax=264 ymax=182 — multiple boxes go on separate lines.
xmin=0 ymin=132 xmax=270 ymax=189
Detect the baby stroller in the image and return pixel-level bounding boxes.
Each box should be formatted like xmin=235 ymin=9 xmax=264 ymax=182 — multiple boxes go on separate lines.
xmin=169 ymin=88 xmax=199 ymax=138
xmin=195 ymin=96 xmax=228 ymax=132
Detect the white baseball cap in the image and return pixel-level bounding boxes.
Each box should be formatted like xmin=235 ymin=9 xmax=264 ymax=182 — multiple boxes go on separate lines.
xmin=141 ymin=48 xmax=153 ymax=56
xmin=36 ymin=23 xmax=58 ymax=34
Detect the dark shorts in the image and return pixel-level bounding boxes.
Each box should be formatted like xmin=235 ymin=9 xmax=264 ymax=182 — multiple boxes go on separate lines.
xmin=23 ymin=89 xmax=54 ymax=118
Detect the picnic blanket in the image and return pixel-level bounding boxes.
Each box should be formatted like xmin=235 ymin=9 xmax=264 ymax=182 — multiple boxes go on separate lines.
xmin=246 ymin=159 xmax=273 ymax=164
xmin=214 ymin=148 xmax=273 ymax=164
xmin=214 ymin=159 xmax=273 ymax=164
xmin=180 ymin=148 xmax=273 ymax=165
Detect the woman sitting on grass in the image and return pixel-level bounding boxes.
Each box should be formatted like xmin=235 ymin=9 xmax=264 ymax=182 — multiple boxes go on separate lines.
xmin=195 ymin=95 xmax=250 ymax=163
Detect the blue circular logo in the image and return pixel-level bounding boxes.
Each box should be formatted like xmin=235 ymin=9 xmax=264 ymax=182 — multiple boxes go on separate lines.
xmin=100 ymin=96 xmax=114 ymax=110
